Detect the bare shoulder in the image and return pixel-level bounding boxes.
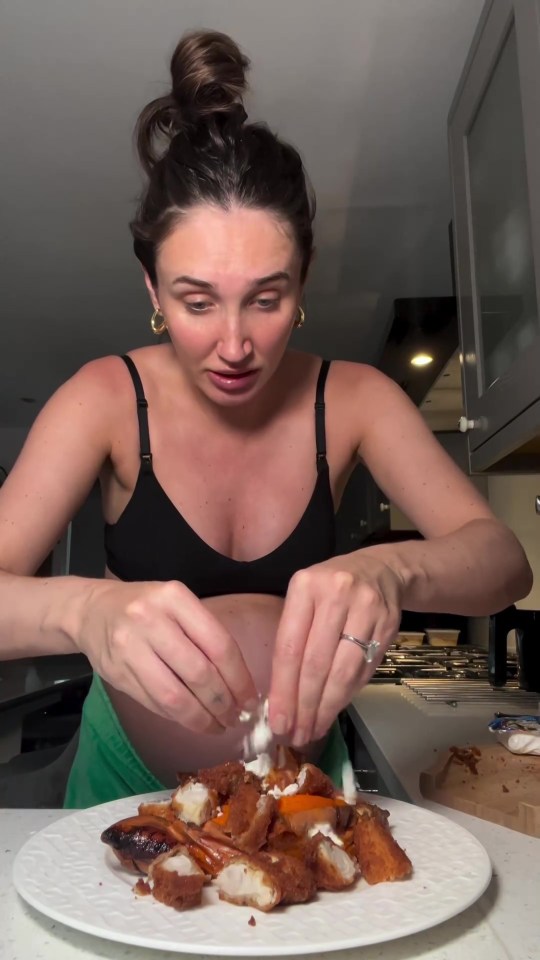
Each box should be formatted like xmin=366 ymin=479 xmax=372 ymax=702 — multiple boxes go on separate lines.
xmin=41 ymin=354 xmax=133 ymax=430
xmin=19 ymin=351 xmax=157 ymax=464
xmin=53 ymin=346 xmax=169 ymax=414
xmin=329 ymin=360 xmax=417 ymax=418
xmin=285 ymin=353 xmax=399 ymax=414
xmin=0 ymin=355 xmax=135 ymax=573
xmin=55 ymin=353 xmax=129 ymax=396
xmin=328 ymin=360 xmax=397 ymax=394
xmin=285 ymin=351 xmax=371 ymax=385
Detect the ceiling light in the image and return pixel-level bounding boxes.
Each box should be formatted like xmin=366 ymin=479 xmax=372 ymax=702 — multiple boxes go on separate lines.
xmin=410 ymin=353 xmax=433 ymax=367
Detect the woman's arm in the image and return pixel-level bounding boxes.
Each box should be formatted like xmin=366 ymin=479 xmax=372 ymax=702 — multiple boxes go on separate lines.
xmin=358 ymin=519 xmax=530 ymax=616
xmin=0 ymin=360 xmax=115 ymax=657
xmin=0 ymin=359 xmax=255 ymax=728
xmin=351 ymin=365 xmax=532 ymax=612
xmin=269 ymin=363 xmax=532 ymax=744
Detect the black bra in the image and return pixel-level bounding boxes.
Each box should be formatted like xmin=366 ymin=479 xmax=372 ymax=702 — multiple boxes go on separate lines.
xmin=104 ymin=357 xmax=336 ymax=598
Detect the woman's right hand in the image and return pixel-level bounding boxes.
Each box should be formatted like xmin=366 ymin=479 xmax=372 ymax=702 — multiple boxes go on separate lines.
xmin=75 ymin=579 xmax=258 ymax=734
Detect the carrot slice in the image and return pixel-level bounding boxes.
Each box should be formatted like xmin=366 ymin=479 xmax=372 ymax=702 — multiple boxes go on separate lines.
xmin=210 ymin=793 xmax=346 ymax=826
xmin=277 ymin=795 xmax=338 ymax=814
xmin=211 ymin=803 xmax=230 ymax=827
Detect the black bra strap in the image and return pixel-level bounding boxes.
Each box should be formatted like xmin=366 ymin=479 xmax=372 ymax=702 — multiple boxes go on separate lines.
xmin=315 ymin=359 xmax=330 ymax=471
xmin=121 ymin=355 xmax=153 ymax=472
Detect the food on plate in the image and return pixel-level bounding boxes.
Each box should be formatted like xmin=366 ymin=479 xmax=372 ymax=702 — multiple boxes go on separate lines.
xmin=226 ymin=783 xmax=277 ymax=853
xmin=306 ymin=834 xmax=358 ymax=890
xmin=264 ymin=851 xmax=318 ymax=904
xmin=101 ymin=815 xmax=186 ymax=872
xmin=147 ymin=846 xmax=207 ymax=910
xmin=195 ymin=759 xmax=258 ymax=799
xmin=137 ymin=799 xmax=177 ymax=821
xmin=216 ymin=854 xmax=283 ymax=911
xmin=353 ymin=806 xmax=413 ymax=884
xmin=171 ymin=780 xmax=219 ymax=826
xmin=101 ymin=747 xmax=412 ymax=912
xmin=295 ymin=762 xmax=336 ymax=798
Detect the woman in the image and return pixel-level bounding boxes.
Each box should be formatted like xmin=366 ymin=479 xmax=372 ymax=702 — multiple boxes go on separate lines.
xmin=0 ymin=31 xmax=531 ymax=807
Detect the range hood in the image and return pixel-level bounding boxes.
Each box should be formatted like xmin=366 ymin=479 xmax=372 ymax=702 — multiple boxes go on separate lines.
xmin=379 ymin=296 xmax=458 ymax=406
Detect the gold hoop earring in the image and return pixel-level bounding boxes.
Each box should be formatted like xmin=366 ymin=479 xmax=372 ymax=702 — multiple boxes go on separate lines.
xmin=294 ymin=306 xmax=305 ymax=329
xmin=150 ymin=308 xmax=167 ymax=336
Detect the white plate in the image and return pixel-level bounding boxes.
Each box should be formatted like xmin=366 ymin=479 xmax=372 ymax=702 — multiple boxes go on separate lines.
xmin=13 ymin=791 xmax=491 ymax=956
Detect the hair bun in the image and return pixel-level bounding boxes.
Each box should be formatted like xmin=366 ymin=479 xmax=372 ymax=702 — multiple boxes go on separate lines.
xmin=170 ymin=30 xmax=249 ymax=121
xmin=136 ymin=30 xmax=249 ymax=175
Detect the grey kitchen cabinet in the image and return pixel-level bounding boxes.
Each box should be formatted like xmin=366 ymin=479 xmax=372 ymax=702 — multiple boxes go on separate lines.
xmin=449 ymin=0 xmax=540 ymax=472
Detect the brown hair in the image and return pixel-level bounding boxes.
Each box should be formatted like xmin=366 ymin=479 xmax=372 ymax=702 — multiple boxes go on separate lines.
xmin=130 ymin=30 xmax=315 ymax=286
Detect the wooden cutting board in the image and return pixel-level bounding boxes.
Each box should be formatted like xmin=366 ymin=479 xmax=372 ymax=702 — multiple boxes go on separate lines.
xmin=419 ymin=742 xmax=540 ymax=837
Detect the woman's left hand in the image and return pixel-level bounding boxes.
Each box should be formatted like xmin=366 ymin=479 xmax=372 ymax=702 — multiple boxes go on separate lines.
xmin=268 ymin=554 xmax=404 ymax=745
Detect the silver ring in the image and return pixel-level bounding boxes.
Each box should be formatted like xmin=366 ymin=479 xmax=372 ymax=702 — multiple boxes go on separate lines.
xmin=339 ymin=633 xmax=380 ymax=664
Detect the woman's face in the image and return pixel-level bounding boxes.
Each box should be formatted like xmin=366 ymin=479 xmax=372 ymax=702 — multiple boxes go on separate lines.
xmin=147 ymin=204 xmax=304 ymax=407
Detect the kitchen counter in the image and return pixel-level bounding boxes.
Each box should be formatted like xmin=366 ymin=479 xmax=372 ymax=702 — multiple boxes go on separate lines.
xmin=348 ymin=683 xmax=539 ymax=804
xmin=2 ymin=686 xmax=539 ymax=960
xmin=348 ymin=685 xmax=540 ymax=960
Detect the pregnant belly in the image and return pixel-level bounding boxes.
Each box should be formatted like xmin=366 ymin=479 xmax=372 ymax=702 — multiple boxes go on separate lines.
xmin=105 ymin=594 xmax=319 ymax=786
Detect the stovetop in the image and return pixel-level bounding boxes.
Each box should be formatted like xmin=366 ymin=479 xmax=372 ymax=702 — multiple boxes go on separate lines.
xmin=372 ymin=645 xmax=517 ymax=683
xmin=371 ymin=645 xmax=539 ymax=709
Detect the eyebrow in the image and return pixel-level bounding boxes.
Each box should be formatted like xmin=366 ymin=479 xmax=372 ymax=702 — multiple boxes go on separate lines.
xmin=171 ymin=271 xmax=290 ymax=289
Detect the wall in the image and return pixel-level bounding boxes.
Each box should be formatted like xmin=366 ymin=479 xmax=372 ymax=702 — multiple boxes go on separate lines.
xmin=0 ymin=427 xmax=28 ymax=471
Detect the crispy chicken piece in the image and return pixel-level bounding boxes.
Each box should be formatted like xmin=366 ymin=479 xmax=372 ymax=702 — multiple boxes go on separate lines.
xmin=275 ymin=790 xmax=353 ymax=826
xmin=356 ymin=799 xmax=390 ymax=822
xmin=306 ymin=835 xmax=358 ymax=890
xmin=264 ymin=745 xmax=301 ymax=793
xmin=202 ymin=817 xmax=237 ymax=844
xmin=340 ymin=824 xmax=357 ymax=860
xmin=264 ymin=768 xmax=298 ymax=794
xmin=334 ymin=803 xmax=356 ymax=831
xmin=181 ymin=827 xmax=241 ymax=878
xmin=171 ymin=780 xmax=219 ymax=826
xmin=228 ymin=784 xmax=277 ymax=853
xmin=216 ymin=854 xmax=282 ymax=912
xmin=138 ymin=799 xmax=176 ymax=821
xmin=266 ymin=830 xmax=310 ymax=861
xmin=148 ymin=845 xmax=206 ymax=910
xmin=296 ymin=763 xmax=336 ymax=798
xmin=265 ymin=852 xmax=317 ymax=904
xmin=227 ymin=783 xmax=260 ymax=837
xmin=195 ymin=761 xmax=259 ymax=801
xmin=281 ymin=803 xmax=339 ymax=837
xmin=133 ymin=878 xmax=152 ymax=896
xmin=101 ymin=815 xmax=189 ymax=873
xmin=353 ymin=813 xmax=412 ymax=884
xmin=280 ymin=746 xmax=305 ymax=768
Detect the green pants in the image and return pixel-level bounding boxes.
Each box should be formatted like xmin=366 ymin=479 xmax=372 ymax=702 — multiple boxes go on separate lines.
xmin=64 ymin=674 xmax=351 ymax=808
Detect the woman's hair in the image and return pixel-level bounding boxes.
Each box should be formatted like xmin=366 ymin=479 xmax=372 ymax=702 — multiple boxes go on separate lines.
xmin=130 ymin=30 xmax=315 ymax=286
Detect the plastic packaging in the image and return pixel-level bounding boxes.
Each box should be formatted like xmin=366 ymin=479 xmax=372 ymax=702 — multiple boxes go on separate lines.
xmin=488 ymin=715 xmax=540 ymax=756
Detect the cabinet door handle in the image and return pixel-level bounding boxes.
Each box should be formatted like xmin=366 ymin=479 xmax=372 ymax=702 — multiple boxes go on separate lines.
xmin=535 ymin=496 xmax=540 ymax=515
xmin=379 ymin=502 xmax=390 ymax=513
xmin=458 ymin=416 xmax=477 ymax=433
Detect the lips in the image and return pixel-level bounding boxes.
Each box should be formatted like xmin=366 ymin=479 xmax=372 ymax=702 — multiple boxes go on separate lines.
xmin=207 ymin=369 xmax=260 ymax=394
